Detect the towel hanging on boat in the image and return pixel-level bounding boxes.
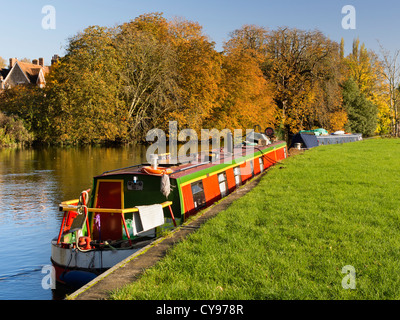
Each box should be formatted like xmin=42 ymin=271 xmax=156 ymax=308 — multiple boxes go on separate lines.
xmin=160 ymin=174 xmax=171 ymax=198
xmin=132 ymin=204 xmax=164 ymax=236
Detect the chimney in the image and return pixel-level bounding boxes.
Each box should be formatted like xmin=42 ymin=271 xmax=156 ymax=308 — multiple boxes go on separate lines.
xmin=51 ymin=54 xmax=60 ymax=66
xmin=9 ymin=58 xmax=17 ymax=69
xmin=32 ymin=59 xmax=39 ymax=65
xmin=39 ymin=57 xmax=44 ymax=67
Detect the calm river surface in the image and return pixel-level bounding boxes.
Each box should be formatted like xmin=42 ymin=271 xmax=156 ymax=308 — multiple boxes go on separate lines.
xmin=0 ymin=145 xmax=148 ymax=300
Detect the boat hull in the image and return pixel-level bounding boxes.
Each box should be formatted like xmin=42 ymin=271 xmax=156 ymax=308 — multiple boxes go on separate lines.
xmin=51 ymin=240 xmax=142 ymax=286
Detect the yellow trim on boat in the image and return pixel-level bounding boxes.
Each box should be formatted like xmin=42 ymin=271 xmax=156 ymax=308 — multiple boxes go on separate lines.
xmin=61 ymin=199 xmax=80 ymax=206
xmin=59 ymin=201 xmax=173 ymax=214
xmin=179 ymin=145 xmax=285 ymax=188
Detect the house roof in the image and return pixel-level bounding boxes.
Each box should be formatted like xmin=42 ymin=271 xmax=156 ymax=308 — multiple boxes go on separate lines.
xmin=1 ymin=60 xmax=50 ymax=86
xmin=16 ymin=61 xmax=49 ymax=84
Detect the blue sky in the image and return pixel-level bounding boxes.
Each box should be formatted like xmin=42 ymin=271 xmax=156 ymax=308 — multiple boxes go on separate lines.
xmin=1 ymin=0 xmax=399 ymax=66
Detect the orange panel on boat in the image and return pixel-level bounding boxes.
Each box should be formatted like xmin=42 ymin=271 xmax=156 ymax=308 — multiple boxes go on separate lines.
xmin=276 ymin=147 xmax=286 ymax=161
xmin=181 ymin=184 xmax=195 ymax=218
xmin=263 ymin=151 xmax=275 ymax=169
xmin=240 ymin=161 xmax=253 ymax=182
xmin=253 ymin=156 xmax=261 ymax=175
xmin=202 ymin=175 xmax=221 ymax=206
xmin=93 ymin=181 xmax=123 ymax=241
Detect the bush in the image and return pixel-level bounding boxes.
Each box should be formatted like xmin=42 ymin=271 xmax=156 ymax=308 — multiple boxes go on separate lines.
xmin=0 ymin=112 xmax=33 ymax=147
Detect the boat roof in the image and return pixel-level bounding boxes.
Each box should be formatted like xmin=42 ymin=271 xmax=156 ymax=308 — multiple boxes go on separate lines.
xmin=96 ymin=141 xmax=285 ymax=179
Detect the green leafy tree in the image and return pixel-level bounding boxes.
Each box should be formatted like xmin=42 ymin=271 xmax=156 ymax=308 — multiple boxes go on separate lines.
xmin=0 ymin=112 xmax=33 ymax=147
xmin=47 ymin=26 xmax=128 ymax=144
xmin=342 ymin=78 xmax=378 ymax=136
xmin=0 ymin=85 xmax=50 ymax=142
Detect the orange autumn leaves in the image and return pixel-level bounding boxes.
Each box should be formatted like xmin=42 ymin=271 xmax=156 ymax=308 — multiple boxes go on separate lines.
xmin=211 ymin=42 xmax=276 ymax=131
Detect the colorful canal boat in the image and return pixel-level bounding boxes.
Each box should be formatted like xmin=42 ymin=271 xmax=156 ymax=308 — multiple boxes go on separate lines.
xmin=51 ymin=136 xmax=287 ymax=287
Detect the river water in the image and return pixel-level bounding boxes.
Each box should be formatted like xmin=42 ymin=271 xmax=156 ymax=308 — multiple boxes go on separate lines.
xmin=0 ymin=145 xmax=148 ymax=300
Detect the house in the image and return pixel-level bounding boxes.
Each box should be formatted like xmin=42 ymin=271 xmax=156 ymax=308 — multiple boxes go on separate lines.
xmin=0 ymin=55 xmax=59 ymax=90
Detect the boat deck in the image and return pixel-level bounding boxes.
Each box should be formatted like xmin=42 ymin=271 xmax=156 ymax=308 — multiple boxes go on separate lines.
xmin=98 ymin=141 xmax=285 ymax=179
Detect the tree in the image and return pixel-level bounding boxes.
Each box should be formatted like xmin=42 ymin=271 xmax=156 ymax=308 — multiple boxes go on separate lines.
xmin=167 ymin=17 xmax=223 ymax=133
xmin=0 ymin=112 xmax=33 ymax=147
xmin=0 ymin=84 xmax=48 ymax=141
xmin=223 ymin=24 xmax=269 ymax=59
xmin=378 ymin=43 xmax=400 ymax=136
xmin=307 ymin=39 xmax=347 ymax=132
xmin=33 ymin=13 xmax=223 ymax=144
xmin=345 ymin=39 xmax=390 ymax=134
xmin=47 ymin=25 xmax=128 ymax=144
xmin=118 ymin=18 xmax=181 ymax=140
xmin=209 ymin=29 xmax=276 ymax=131
xmin=263 ymin=27 xmax=344 ymax=135
xmin=342 ymin=78 xmax=378 ymax=136
xmin=219 ymin=52 xmax=272 ymax=130
xmin=0 ymin=56 xmax=6 ymax=68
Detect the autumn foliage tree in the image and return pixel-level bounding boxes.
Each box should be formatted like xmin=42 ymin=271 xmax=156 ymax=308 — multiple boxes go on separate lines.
xmin=0 ymin=56 xmax=6 ymax=68
xmin=44 ymin=13 xmax=224 ymax=143
xmin=210 ymin=26 xmax=276 ymax=131
xmin=45 ymin=26 xmax=128 ymax=144
xmin=344 ymin=39 xmax=389 ymax=135
xmin=167 ymin=17 xmax=223 ymax=133
xmin=118 ymin=15 xmax=181 ymax=140
xmin=223 ymin=25 xmax=349 ymax=136
xmin=263 ymin=28 xmax=348 ymax=135
xmin=378 ymin=43 xmax=400 ymax=136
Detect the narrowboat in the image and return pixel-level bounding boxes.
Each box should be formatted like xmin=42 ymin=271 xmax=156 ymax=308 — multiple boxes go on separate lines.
xmin=51 ymin=133 xmax=287 ymax=287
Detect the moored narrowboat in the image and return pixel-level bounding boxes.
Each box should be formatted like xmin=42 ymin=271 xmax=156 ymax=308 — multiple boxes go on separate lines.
xmin=51 ymin=135 xmax=287 ymax=287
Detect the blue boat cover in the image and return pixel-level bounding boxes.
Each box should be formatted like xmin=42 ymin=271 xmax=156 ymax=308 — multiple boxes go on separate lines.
xmin=290 ymin=133 xmax=319 ymax=149
xmin=290 ymin=133 xmax=362 ymax=149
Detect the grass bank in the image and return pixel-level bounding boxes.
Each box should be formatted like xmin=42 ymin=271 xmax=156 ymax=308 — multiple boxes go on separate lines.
xmin=110 ymin=138 xmax=400 ymax=300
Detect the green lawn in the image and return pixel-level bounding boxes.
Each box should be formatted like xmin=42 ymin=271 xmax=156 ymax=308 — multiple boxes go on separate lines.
xmin=110 ymin=138 xmax=400 ymax=300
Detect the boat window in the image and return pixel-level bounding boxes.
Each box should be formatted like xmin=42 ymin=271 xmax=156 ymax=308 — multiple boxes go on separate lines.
xmin=250 ymin=160 xmax=254 ymax=176
xmin=233 ymin=166 xmax=241 ymax=187
xmin=127 ymin=179 xmax=144 ymax=191
xmin=218 ymin=172 xmax=229 ymax=198
xmin=191 ymin=181 xmax=206 ymax=209
xmin=259 ymin=157 xmax=264 ymax=173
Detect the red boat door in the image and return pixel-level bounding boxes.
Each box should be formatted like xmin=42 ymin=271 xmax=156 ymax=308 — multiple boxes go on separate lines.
xmin=92 ymin=179 xmax=124 ymax=241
